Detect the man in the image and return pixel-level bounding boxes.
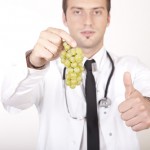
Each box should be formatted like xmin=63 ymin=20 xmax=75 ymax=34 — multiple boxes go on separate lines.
xmin=1 ymin=0 xmax=150 ymax=149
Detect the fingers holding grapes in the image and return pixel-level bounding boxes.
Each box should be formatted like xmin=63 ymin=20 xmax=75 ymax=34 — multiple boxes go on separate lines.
xmin=29 ymin=27 xmax=77 ymax=68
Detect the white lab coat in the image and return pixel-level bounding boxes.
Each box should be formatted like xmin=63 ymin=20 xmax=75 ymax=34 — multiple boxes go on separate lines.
xmin=1 ymin=48 xmax=150 ymax=150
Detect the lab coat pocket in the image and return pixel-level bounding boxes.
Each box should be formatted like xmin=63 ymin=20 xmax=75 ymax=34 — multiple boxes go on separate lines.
xmin=65 ymin=85 xmax=86 ymax=119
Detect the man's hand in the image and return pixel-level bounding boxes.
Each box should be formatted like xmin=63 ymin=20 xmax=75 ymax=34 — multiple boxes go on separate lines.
xmin=118 ymin=72 xmax=150 ymax=131
xmin=29 ymin=27 xmax=77 ymax=68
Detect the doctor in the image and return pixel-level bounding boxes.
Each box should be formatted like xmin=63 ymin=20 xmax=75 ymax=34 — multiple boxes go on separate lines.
xmin=1 ymin=0 xmax=150 ymax=149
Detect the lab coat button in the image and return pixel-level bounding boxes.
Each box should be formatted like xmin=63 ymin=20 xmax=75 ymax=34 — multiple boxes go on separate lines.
xmin=104 ymin=111 xmax=107 ymax=114
xmin=109 ymin=132 xmax=112 ymax=136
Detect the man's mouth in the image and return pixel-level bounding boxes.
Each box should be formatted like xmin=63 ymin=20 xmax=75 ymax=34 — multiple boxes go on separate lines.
xmin=80 ymin=31 xmax=95 ymax=38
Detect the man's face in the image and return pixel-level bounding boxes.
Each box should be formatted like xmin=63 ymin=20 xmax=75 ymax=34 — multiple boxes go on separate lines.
xmin=63 ymin=0 xmax=110 ymax=53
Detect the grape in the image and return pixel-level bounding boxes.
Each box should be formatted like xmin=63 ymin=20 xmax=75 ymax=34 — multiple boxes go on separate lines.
xmin=71 ymin=62 xmax=78 ymax=68
xmin=74 ymin=67 xmax=80 ymax=73
xmin=64 ymin=60 xmax=71 ymax=68
xmin=67 ymin=68 xmax=74 ymax=73
xmin=60 ymin=42 xmax=84 ymax=89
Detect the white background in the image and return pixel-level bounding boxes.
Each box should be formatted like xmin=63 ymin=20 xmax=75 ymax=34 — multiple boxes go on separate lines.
xmin=0 ymin=0 xmax=150 ymax=149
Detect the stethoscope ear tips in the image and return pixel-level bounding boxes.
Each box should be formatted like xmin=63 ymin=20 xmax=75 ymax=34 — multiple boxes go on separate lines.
xmin=99 ymin=97 xmax=111 ymax=108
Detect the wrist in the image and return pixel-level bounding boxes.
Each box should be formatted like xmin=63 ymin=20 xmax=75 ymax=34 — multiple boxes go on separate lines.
xmin=26 ymin=50 xmax=45 ymax=69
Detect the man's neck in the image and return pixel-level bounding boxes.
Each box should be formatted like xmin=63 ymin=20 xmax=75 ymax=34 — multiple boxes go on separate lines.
xmin=83 ymin=44 xmax=103 ymax=58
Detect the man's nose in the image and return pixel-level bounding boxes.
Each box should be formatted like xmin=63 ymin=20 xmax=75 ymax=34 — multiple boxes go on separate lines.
xmin=83 ymin=13 xmax=93 ymax=26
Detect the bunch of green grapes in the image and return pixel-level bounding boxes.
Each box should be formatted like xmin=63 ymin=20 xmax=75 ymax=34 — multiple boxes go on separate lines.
xmin=60 ymin=42 xmax=84 ymax=89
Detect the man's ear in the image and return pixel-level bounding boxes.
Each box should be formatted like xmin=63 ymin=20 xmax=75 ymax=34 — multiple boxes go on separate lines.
xmin=107 ymin=14 xmax=111 ymax=27
xmin=62 ymin=12 xmax=68 ymax=27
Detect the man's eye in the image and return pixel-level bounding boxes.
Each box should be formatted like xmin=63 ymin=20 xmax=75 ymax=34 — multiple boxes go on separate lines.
xmin=93 ymin=10 xmax=102 ymax=15
xmin=74 ymin=10 xmax=81 ymax=15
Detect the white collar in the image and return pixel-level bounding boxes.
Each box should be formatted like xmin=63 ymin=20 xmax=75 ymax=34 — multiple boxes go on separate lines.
xmin=83 ymin=47 xmax=106 ymax=71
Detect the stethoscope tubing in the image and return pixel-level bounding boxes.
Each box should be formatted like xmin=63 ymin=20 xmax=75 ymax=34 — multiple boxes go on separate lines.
xmin=104 ymin=51 xmax=115 ymax=98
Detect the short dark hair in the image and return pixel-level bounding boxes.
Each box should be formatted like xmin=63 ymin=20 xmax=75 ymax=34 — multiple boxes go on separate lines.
xmin=62 ymin=0 xmax=111 ymax=15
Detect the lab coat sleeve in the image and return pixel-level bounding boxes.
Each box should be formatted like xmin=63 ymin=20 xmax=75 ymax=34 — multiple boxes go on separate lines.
xmin=1 ymin=54 xmax=48 ymax=112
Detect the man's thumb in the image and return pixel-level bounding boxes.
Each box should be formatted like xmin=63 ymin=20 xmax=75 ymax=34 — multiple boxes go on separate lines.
xmin=123 ymin=72 xmax=135 ymax=98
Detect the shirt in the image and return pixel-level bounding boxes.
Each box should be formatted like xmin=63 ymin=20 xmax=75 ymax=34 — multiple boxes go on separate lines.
xmin=1 ymin=47 xmax=150 ymax=150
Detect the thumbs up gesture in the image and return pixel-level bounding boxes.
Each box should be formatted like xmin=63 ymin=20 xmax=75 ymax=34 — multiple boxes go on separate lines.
xmin=118 ymin=72 xmax=150 ymax=131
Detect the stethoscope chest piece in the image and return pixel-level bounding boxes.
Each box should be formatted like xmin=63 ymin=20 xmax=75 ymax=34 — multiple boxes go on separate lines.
xmin=99 ymin=97 xmax=111 ymax=108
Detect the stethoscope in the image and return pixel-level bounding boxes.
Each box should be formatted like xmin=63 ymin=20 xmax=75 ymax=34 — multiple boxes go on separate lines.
xmin=63 ymin=51 xmax=115 ymax=119
xmin=98 ymin=51 xmax=115 ymax=108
